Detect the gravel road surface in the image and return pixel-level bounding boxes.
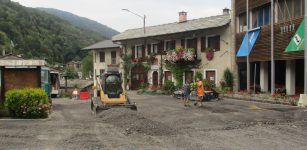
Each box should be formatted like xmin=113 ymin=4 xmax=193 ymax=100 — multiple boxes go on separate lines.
xmin=1 ymin=91 xmax=307 ymax=150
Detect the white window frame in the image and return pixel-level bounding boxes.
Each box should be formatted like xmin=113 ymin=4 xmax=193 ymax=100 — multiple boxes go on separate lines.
xmin=204 ymin=69 xmax=218 ymax=86
xmin=206 ymin=34 xmax=217 ymax=48
xmin=164 ymin=40 xmax=171 ymax=51
xmin=134 ymin=44 xmax=143 ymax=58
xmin=151 ymin=43 xmax=158 ymax=54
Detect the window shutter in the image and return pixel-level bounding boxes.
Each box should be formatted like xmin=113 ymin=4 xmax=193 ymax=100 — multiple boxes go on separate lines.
xmin=216 ymin=36 xmax=220 ymax=51
xmin=193 ymin=38 xmax=198 ymax=50
xmin=147 ymin=44 xmax=151 ymax=55
xmin=158 ymin=41 xmax=164 ymax=54
xmin=142 ymin=45 xmax=145 ymax=58
xmin=132 ymin=46 xmax=135 ymax=58
xmin=201 ymin=37 xmax=206 ymax=52
xmin=181 ymin=39 xmax=185 ymax=48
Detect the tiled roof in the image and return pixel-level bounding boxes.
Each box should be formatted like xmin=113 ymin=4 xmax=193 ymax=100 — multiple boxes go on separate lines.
xmin=82 ymin=40 xmax=120 ymax=50
xmin=113 ymin=14 xmax=230 ymax=41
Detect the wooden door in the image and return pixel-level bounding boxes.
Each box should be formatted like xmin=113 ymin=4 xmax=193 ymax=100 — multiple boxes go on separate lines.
xmin=131 ymin=66 xmax=147 ymax=90
xmin=164 ymin=71 xmax=172 ymax=83
xmin=185 ymin=71 xmax=194 ymax=83
xmin=206 ymin=70 xmax=216 ymax=85
xmin=152 ymin=71 xmax=158 ymax=86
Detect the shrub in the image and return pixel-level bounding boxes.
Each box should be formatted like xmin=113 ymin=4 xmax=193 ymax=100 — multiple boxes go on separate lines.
xmin=140 ymin=82 xmax=147 ymax=89
xmin=223 ymin=68 xmax=233 ymax=89
xmin=137 ymin=89 xmax=146 ymax=95
xmin=5 ymin=88 xmax=50 ymax=119
xmin=164 ymin=80 xmax=176 ymax=93
xmin=194 ymin=71 xmax=203 ymax=81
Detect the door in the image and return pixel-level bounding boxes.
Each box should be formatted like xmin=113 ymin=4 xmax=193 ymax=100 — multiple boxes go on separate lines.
xmin=131 ymin=66 xmax=148 ymax=90
xmin=205 ymin=70 xmax=216 ymax=86
xmin=185 ymin=71 xmax=194 ymax=83
xmin=152 ymin=71 xmax=158 ymax=86
xmin=164 ymin=71 xmax=172 ymax=83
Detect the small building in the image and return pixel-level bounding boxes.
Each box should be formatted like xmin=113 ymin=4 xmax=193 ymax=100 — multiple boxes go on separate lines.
xmin=0 ymin=54 xmax=46 ymax=103
xmin=66 ymin=61 xmax=82 ymax=79
xmin=82 ymin=40 xmax=121 ymax=96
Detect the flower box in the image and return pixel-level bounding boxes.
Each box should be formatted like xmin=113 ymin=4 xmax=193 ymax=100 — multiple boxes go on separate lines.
xmin=165 ymin=48 xmax=196 ymax=64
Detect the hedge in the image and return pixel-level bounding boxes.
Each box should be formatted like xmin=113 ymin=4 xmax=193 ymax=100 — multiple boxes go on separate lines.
xmin=5 ymin=88 xmax=50 ymax=119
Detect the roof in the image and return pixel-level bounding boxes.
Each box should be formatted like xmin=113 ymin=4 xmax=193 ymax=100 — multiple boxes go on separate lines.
xmin=0 ymin=54 xmax=46 ymax=67
xmin=82 ymin=40 xmax=120 ymax=50
xmin=0 ymin=60 xmax=46 ymax=67
xmin=113 ymin=14 xmax=230 ymax=41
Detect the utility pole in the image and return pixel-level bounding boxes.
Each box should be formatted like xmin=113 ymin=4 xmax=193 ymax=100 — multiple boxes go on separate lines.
xmin=271 ymin=0 xmax=275 ymax=95
xmin=246 ymin=0 xmax=250 ymax=93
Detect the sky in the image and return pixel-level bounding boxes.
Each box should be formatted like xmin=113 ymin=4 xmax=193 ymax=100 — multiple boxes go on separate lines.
xmin=11 ymin=0 xmax=231 ymax=32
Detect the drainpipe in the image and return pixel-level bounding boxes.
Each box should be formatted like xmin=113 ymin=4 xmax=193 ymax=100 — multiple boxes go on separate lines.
xmin=246 ymin=0 xmax=250 ymax=93
xmin=271 ymin=0 xmax=275 ymax=95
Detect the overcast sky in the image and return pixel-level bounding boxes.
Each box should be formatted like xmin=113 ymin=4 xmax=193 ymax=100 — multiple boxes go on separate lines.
xmin=11 ymin=0 xmax=231 ymax=32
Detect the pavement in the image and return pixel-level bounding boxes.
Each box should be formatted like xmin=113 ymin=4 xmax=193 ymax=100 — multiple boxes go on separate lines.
xmin=0 ymin=91 xmax=307 ymax=150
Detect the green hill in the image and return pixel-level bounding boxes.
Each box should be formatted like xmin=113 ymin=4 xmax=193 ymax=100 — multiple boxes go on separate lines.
xmin=0 ymin=0 xmax=106 ymax=63
xmin=38 ymin=8 xmax=119 ymax=39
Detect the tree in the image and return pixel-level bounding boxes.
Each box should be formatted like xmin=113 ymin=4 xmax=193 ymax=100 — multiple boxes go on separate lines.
xmin=81 ymin=53 xmax=93 ymax=79
xmin=0 ymin=31 xmax=10 ymax=54
xmin=64 ymin=66 xmax=78 ymax=79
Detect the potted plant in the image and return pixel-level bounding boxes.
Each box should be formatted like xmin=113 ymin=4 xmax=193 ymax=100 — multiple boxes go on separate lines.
xmin=206 ymin=48 xmax=214 ymax=61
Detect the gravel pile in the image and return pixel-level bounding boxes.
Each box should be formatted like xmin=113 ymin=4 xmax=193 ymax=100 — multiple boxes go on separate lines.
xmin=98 ymin=108 xmax=176 ymax=136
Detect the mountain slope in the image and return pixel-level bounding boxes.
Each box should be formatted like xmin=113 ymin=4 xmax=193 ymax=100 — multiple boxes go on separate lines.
xmin=0 ymin=0 xmax=105 ymax=63
xmin=38 ymin=8 xmax=119 ymax=39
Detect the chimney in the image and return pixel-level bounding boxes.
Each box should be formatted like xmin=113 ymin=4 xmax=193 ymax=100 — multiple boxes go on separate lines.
xmin=179 ymin=11 xmax=187 ymax=23
xmin=223 ymin=8 xmax=230 ymax=15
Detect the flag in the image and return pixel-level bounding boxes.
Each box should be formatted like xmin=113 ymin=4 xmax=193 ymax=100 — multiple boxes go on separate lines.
xmin=285 ymin=19 xmax=305 ymax=52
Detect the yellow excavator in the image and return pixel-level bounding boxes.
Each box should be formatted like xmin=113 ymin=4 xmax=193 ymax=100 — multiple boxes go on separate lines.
xmin=91 ymin=67 xmax=137 ymax=115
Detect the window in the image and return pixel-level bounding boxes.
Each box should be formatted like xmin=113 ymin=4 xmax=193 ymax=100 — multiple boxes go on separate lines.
xmin=207 ymin=35 xmax=220 ymax=51
xmin=152 ymin=43 xmax=158 ymax=54
xmin=278 ymin=0 xmax=303 ymax=22
xmin=252 ymin=5 xmax=270 ymax=28
xmin=111 ymin=51 xmax=116 ymax=64
xmin=100 ymin=52 xmax=105 ymax=62
xmin=238 ymin=13 xmax=247 ymax=32
xmin=165 ymin=40 xmax=175 ymax=50
xmin=186 ymin=38 xmax=197 ymax=49
xmin=135 ymin=45 xmax=143 ymax=58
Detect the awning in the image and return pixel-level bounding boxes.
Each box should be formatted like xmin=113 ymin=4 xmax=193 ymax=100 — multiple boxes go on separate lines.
xmin=285 ymin=19 xmax=305 ymax=52
xmin=236 ymin=28 xmax=261 ymax=57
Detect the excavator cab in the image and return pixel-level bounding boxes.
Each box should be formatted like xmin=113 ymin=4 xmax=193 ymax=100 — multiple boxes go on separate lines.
xmin=91 ymin=67 xmax=137 ymax=114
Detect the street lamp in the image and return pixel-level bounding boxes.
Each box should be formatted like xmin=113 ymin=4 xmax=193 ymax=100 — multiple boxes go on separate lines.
xmin=122 ymin=9 xmax=146 ymax=34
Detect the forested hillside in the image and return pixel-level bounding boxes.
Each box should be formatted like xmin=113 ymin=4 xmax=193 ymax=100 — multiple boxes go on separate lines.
xmin=38 ymin=8 xmax=119 ymax=39
xmin=0 ymin=0 xmax=106 ymax=64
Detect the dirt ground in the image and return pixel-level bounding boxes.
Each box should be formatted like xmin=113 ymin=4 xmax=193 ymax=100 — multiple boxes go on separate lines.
xmin=0 ymin=91 xmax=307 ymax=150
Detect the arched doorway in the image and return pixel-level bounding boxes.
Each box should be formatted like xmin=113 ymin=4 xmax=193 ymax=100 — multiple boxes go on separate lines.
xmin=152 ymin=71 xmax=158 ymax=87
xmin=131 ymin=66 xmax=148 ymax=90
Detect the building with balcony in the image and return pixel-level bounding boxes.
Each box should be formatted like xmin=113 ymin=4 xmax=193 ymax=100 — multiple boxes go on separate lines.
xmin=113 ymin=10 xmax=234 ymax=90
xmin=233 ymin=0 xmax=304 ymax=95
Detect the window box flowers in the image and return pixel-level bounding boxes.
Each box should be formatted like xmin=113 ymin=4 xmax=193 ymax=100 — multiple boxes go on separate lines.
xmin=165 ymin=47 xmax=196 ymax=64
